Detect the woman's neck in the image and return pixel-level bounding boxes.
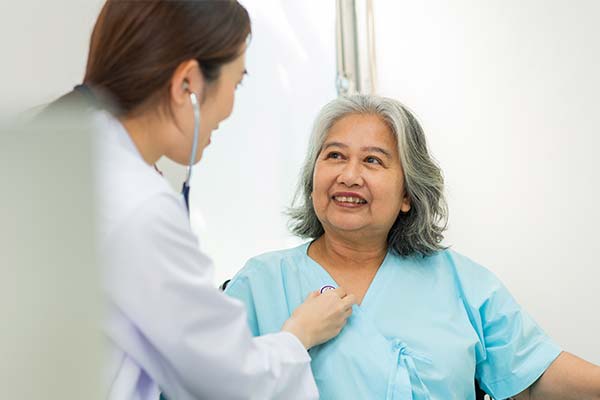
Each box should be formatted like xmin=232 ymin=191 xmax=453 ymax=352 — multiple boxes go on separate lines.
xmin=310 ymin=232 xmax=387 ymax=271
xmin=119 ymin=112 xmax=166 ymax=165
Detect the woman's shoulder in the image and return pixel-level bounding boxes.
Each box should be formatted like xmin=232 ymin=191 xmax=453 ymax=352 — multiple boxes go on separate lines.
xmin=419 ymin=248 xmax=506 ymax=305
xmin=228 ymin=242 xmax=310 ymax=285
xmin=417 ymin=248 xmax=498 ymax=279
xmin=393 ymin=248 xmax=504 ymax=298
xmin=250 ymin=242 xmax=309 ymax=264
xmin=241 ymin=243 xmax=309 ymax=273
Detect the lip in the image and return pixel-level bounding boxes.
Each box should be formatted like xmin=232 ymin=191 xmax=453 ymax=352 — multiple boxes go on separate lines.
xmin=331 ymin=191 xmax=368 ymax=208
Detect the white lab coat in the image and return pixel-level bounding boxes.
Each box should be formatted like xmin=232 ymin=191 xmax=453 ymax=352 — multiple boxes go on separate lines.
xmin=93 ymin=110 xmax=318 ymax=400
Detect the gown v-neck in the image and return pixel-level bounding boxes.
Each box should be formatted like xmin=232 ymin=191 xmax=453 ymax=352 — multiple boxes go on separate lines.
xmin=303 ymin=242 xmax=392 ymax=310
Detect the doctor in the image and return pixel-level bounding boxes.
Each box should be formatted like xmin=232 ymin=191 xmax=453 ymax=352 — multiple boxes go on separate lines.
xmin=47 ymin=1 xmax=356 ymax=399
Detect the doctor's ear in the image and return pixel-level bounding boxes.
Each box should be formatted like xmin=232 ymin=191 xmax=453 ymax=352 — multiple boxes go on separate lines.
xmin=170 ymin=59 xmax=205 ymax=106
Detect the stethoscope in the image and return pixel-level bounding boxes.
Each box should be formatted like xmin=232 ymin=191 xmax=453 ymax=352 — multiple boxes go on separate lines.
xmin=181 ymin=83 xmax=201 ymax=213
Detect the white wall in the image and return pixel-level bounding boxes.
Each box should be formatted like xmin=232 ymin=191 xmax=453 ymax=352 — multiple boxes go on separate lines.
xmin=0 ymin=0 xmax=104 ymax=114
xmin=375 ymin=0 xmax=600 ymax=363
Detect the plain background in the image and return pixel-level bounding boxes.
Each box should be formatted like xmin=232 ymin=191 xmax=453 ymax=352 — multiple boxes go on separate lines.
xmin=1 ymin=2 xmax=597 ymax=387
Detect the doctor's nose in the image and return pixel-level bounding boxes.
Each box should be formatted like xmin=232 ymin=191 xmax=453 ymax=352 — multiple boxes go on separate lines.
xmin=336 ymin=162 xmax=364 ymax=187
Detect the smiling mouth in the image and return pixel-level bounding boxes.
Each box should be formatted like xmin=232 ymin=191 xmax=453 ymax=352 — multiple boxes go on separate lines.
xmin=332 ymin=195 xmax=367 ymax=205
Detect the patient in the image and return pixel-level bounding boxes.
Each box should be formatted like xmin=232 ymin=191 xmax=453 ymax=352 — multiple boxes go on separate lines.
xmin=225 ymin=95 xmax=600 ymax=399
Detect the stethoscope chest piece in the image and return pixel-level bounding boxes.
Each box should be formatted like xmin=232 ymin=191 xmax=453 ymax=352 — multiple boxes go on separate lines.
xmin=320 ymin=285 xmax=336 ymax=294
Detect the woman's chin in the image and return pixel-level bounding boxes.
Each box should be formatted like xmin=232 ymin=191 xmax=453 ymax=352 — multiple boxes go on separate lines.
xmin=325 ymin=222 xmax=371 ymax=235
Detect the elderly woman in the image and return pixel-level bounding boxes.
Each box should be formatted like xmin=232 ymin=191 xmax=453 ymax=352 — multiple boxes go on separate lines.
xmin=224 ymin=95 xmax=600 ymax=399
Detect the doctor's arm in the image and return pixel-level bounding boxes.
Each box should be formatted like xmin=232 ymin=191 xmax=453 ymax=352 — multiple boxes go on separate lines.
xmin=513 ymin=352 xmax=600 ymax=400
xmin=105 ymin=194 xmax=352 ymax=400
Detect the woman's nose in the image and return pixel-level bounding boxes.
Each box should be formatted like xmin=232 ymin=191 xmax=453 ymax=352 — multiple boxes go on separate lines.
xmin=336 ymin=161 xmax=364 ymax=187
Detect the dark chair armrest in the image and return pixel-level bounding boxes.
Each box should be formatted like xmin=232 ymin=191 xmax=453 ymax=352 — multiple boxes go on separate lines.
xmin=219 ymin=279 xmax=231 ymax=291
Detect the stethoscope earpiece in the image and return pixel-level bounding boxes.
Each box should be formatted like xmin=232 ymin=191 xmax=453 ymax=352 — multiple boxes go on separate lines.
xmin=182 ymin=80 xmax=198 ymax=104
xmin=181 ymin=80 xmax=201 ymax=213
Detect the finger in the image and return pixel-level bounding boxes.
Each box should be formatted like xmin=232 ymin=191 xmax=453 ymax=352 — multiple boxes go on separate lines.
xmin=343 ymin=294 xmax=358 ymax=307
xmin=342 ymin=307 xmax=353 ymax=319
xmin=329 ymin=287 xmax=347 ymax=298
xmin=342 ymin=303 xmax=354 ymax=314
xmin=306 ymin=290 xmax=319 ymax=299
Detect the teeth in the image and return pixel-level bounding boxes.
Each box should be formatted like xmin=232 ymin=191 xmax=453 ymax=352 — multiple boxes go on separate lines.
xmin=334 ymin=196 xmax=366 ymax=204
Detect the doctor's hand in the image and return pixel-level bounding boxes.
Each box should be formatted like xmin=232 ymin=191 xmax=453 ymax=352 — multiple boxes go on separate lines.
xmin=281 ymin=288 xmax=356 ymax=350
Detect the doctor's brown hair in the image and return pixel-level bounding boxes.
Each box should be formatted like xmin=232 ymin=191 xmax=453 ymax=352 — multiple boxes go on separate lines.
xmin=83 ymin=0 xmax=251 ymax=116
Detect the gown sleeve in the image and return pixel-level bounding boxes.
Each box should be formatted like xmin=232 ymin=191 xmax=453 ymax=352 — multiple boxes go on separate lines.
xmin=223 ymin=270 xmax=261 ymax=337
xmin=459 ymin=255 xmax=562 ymax=399
xmin=102 ymin=192 xmax=318 ymax=400
xmin=224 ymin=255 xmax=300 ymax=337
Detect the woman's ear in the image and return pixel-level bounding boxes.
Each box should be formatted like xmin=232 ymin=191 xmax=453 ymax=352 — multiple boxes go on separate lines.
xmin=400 ymin=193 xmax=411 ymax=213
xmin=170 ymin=59 xmax=205 ymax=106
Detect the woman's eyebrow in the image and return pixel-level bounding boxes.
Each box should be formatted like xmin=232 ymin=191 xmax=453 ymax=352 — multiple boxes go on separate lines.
xmin=321 ymin=142 xmax=347 ymax=151
xmin=322 ymin=142 xmax=392 ymax=159
xmin=361 ymin=146 xmax=392 ymax=159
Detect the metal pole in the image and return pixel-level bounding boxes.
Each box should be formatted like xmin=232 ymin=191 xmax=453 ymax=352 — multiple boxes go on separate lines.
xmin=335 ymin=0 xmax=377 ymax=96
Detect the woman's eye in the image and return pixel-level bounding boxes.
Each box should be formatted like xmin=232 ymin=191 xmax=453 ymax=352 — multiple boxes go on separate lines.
xmin=365 ymin=156 xmax=382 ymax=165
xmin=325 ymin=152 xmax=342 ymax=160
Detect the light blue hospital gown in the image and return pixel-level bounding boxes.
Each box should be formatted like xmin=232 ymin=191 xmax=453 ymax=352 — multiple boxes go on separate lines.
xmin=225 ymin=243 xmax=561 ymax=399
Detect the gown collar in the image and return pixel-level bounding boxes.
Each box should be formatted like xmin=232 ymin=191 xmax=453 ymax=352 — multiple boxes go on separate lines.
xmin=301 ymin=241 xmax=394 ymax=311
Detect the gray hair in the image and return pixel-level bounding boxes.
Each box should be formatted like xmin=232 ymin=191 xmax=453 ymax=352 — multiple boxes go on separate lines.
xmin=288 ymin=94 xmax=448 ymax=257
